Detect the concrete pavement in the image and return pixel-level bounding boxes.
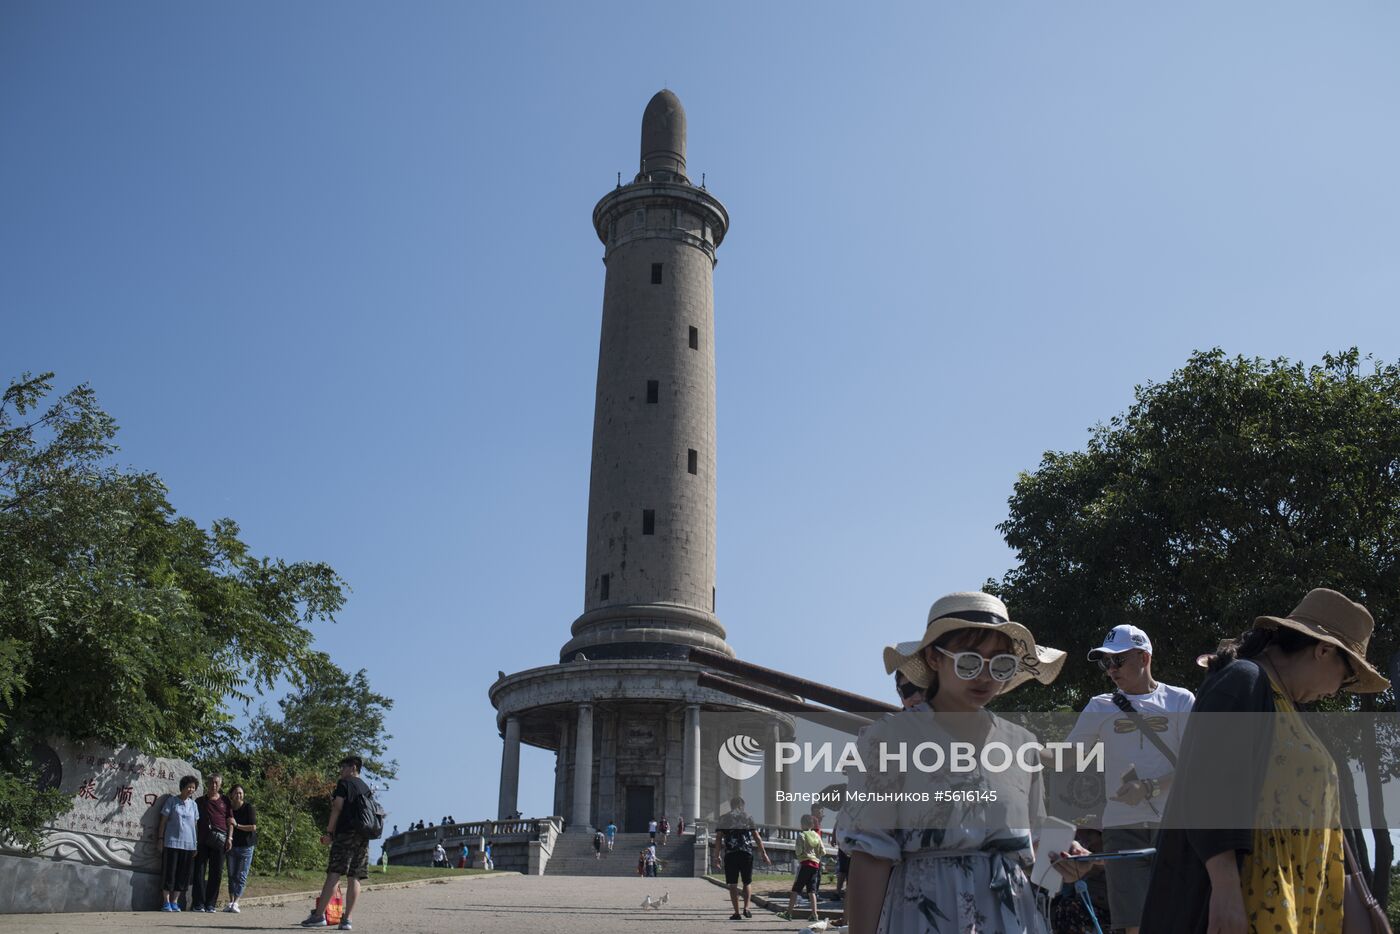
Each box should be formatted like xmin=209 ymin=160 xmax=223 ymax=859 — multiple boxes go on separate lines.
xmin=0 ymin=874 xmax=821 ymax=933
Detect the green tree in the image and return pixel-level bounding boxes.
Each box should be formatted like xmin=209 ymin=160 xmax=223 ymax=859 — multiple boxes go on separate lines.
xmin=992 ymin=348 xmax=1400 ymax=901
xmin=0 ymin=372 xmax=348 ymax=847
xmin=251 ymin=660 xmax=397 ymax=780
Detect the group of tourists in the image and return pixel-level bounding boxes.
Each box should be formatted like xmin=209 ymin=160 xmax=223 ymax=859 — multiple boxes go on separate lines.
xmin=586 ymin=815 xmax=684 ymax=873
xmin=813 ymin=586 xmax=1390 ymax=934
xmin=156 ymin=773 xmax=257 ymax=914
xmin=400 ymin=815 xmax=453 ymax=834
xmin=156 ymin=754 xmax=378 ymax=933
xmin=433 ymin=834 xmax=491 ymax=869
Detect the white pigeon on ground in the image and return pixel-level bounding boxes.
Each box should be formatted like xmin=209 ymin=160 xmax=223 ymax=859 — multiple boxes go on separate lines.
xmin=641 ymin=895 xmax=655 ymax=910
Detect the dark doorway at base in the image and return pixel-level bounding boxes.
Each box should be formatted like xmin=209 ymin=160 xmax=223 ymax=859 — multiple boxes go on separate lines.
xmin=624 ymin=785 xmax=653 ymax=833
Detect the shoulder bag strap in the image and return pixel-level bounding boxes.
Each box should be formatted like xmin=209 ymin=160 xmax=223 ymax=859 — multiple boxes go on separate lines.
xmin=1342 ymin=832 xmax=1394 ymax=934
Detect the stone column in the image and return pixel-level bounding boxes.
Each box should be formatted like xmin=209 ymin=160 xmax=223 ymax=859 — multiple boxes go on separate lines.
xmin=497 ymin=716 xmax=521 ymax=820
xmin=764 ymin=727 xmax=781 ymax=827
xmin=682 ymin=704 xmax=701 ymax=825
xmin=572 ymin=703 xmax=594 ymax=829
xmin=553 ymin=719 xmax=572 ymax=819
xmin=778 ymin=731 xmax=794 ymax=828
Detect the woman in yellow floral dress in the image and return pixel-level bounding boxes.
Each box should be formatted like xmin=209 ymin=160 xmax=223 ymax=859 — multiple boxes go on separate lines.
xmin=1140 ymin=589 xmax=1389 ymax=934
xmin=1240 ymin=663 xmax=1345 ymax=932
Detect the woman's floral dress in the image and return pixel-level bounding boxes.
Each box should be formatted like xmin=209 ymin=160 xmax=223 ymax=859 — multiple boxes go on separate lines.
xmin=838 ymin=705 xmax=1049 ymax=934
xmin=1239 ymin=673 xmax=1345 ymax=933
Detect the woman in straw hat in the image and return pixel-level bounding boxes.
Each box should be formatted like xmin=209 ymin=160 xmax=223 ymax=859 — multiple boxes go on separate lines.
xmin=839 ymin=592 xmax=1087 ymax=934
xmin=1139 ymin=588 xmax=1390 ymax=934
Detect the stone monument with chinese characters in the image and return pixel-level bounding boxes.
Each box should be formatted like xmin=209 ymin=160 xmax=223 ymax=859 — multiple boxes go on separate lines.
xmin=0 ymin=738 xmax=199 ymax=913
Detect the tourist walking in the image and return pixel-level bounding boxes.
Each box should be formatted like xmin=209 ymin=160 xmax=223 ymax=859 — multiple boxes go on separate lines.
xmin=299 ymin=756 xmax=374 ymax=930
xmin=846 ymin=591 xmax=1089 ymax=934
xmin=807 ymin=804 xmax=825 ymax=905
xmin=605 ymin=819 xmax=617 ymax=851
xmin=593 ymin=829 xmax=604 ymax=859
xmin=645 ymin=841 xmax=659 ymax=876
xmin=648 ymin=817 xmax=658 ymax=843
xmin=1140 ymin=589 xmax=1390 ymax=934
xmin=713 ymin=795 xmax=772 ymax=921
xmin=157 ymin=776 xmax=200 ymax=911
xmin=223 ymin=783 xmax=257 ymax=913
xmin=191 ymin=773 xmax=233 ymax=911
xmin=432 ymin=842 xmax=447 ymax=867
xmin=659 ymin=816 xmax=670 ymax=844
xmin=779 ymin=814 xmax=825 ymax=923
xmin=1065 ymin=625 xmax=1194 ymax=934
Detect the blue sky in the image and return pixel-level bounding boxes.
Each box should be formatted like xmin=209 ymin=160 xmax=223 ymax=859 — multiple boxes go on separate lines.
xmin=4 ymin=2 xmax=1398 ymax=831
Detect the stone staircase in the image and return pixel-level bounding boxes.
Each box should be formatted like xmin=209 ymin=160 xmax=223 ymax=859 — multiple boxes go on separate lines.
xmin=543 ymin=831 xmax=696 ymax=877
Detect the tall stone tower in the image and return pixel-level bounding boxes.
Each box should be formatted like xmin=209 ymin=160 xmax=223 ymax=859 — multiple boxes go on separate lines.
xmin=490 ymin=91 xmax=779 ymax=840
xmin=562 ymin=89 xmax=733 ymax=664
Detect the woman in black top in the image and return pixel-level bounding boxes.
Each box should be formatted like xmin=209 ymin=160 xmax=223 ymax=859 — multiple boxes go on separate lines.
xmin=223 ymin=784 xmax=257 ymax=913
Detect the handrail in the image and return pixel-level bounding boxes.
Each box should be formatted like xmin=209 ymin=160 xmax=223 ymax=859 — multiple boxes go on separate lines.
xmin=386 ymin=816 xmax=564 ymax=850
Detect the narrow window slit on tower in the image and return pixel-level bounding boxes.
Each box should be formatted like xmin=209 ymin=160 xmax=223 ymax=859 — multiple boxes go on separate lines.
xmin=688 ymin=449 xmax=697 ymax=474
xmin=600 ymin=574 xmax=610 ymax=600
xmin=642 ymin=510 xmax=655 ymax=535
xmin=651 ymin=263 xmax=663 ymax=285
xmin=688 ymin=326 xmax=698 ymax=350
xmin=646 ymin=380 xmax=659 ymax=404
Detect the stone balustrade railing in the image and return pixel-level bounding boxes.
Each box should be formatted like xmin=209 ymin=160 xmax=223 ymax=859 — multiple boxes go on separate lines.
xmin=385 ymin=816 xmax=561 ymax=850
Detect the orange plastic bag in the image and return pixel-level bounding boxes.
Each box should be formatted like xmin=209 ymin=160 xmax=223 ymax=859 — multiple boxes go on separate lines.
xmin=318 ymin=888 xmax=344 ymax=925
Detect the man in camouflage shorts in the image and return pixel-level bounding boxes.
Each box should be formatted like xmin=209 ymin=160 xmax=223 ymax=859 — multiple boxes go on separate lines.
xmin=300 ymin=756 xmax=372 ymax=930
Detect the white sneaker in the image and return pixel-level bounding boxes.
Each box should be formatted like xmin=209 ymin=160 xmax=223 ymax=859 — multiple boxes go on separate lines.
xmin=225 ymin=902 xmax=240 ymax=913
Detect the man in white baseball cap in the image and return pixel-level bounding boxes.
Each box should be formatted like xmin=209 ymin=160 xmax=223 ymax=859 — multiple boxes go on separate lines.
xmin=1065 ymin=625 xmax=1194 ymax=934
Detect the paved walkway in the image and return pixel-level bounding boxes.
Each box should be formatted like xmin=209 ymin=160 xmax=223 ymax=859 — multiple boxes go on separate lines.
xmin=0 ymin=875 xmax=821 ymax=933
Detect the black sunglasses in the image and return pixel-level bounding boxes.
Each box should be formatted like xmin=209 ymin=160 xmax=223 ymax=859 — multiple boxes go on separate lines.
xmin=1095 ymin=650 xmax=1141 ymax=672
xmin=896 ymin=679 xmax=923 ymax=700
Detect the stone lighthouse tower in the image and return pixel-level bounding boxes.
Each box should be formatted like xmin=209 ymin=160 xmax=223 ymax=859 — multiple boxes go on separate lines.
xmin=489 ymin=91 xmax=780 ymax=840
xmin=562 ymin=89 xmax=732 ymax=664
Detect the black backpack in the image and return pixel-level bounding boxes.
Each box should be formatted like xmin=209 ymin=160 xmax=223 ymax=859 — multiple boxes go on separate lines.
xmin=356 ymin=784 xmax=387 ymax=840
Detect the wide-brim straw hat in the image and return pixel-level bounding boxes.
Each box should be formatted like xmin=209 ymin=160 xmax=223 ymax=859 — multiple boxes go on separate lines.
xmin=1254 ymin=588 xmax=1390 ymax=694
xmin=883 ymin=591 xmax=1066 ymax=694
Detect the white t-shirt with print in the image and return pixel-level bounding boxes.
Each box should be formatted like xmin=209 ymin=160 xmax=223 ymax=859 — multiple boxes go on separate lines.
xmin=1065 ymin=681 xmax=1195 ymax=828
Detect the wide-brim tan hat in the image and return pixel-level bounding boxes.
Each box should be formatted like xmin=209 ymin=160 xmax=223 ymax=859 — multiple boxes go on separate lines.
xmin=883 ymin=641 xmax=928 ymax=688
xmin=1254 ymin=588 xmax=1390 ymax=694
xmin=883 ymin=591 xmax=1066 ymax=694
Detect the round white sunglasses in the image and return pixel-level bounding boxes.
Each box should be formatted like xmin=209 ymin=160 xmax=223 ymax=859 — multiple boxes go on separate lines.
xmin=934 ymin=646 xmax=1020 ymax=682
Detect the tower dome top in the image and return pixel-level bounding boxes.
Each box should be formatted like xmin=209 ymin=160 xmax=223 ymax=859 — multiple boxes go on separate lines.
xmin=639 ymin=89 xmax=687 ymax=183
